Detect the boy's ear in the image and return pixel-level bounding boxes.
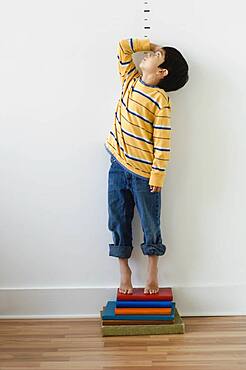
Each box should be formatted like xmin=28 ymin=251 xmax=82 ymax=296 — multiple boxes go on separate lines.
xmin=164 ymin=69 xmax=168 ymax=77
xmin=158 ymin=68 xmax=168 ymax=78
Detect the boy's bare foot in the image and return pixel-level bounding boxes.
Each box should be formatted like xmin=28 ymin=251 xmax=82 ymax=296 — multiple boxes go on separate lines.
xmin=144 ymin=255 xmax=159 ymax=294
xmin=118 ymin=258 xmax=133 ymax=294
xmin=144 ymin=280 xmax=159 ymax=294
xmin=119 ymin=266 xmax=133 ymax=294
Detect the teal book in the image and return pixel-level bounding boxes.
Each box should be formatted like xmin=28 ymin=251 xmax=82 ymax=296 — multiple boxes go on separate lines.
xmin=102 ymin=301 xmax=175 ymax=321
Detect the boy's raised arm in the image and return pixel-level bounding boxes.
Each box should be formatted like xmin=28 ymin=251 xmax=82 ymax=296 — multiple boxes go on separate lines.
xmin=117 ymin=38 xmax=151 ymax=84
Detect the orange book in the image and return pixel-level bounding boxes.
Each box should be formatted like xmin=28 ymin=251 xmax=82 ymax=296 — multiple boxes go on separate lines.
xmin=115 ymin=307 xmax=172 ymax=315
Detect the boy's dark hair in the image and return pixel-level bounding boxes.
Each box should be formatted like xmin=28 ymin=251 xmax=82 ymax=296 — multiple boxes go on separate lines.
xmin=157 ymin=46 xmax=189 ymax=92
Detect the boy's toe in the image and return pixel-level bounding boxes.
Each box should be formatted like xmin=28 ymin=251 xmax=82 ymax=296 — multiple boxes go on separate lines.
xmin=119 ymin=288 xmax=126 ymax=294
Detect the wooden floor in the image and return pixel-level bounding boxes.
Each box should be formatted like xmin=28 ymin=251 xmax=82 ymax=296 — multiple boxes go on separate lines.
xmin=0 ymin=315 xmax=246 ymax=370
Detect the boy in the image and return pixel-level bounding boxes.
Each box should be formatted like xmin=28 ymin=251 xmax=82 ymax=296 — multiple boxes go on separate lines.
xmin=104 ymin=38 xmax=189 ymax=294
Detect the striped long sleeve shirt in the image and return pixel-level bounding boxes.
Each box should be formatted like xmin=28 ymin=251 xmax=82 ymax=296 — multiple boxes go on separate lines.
xmin=104 ymin=38 xmax=172 ymax=188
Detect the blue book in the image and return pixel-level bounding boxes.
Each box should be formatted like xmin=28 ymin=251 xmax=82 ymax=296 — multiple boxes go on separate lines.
xmin=116 ymin=300 xmax=174 ymax=308
xmin=102 ymin=301 xmax=175 ymax=321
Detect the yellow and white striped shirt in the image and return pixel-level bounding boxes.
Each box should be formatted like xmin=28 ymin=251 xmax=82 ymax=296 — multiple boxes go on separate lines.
xmin=104 ymin=38 xmax=172 ymax=188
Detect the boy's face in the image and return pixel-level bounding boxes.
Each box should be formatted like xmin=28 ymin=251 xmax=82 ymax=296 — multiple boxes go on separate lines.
xmin=139 ymin=48 xmax=168 ymax=79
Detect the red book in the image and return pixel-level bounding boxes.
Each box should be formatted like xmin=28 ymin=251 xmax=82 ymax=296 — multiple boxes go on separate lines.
xmin=117 ymin=287 xmax=173 ymax=301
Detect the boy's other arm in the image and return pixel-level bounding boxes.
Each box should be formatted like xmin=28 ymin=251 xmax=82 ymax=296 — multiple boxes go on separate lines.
xmin=149 ymin=101 xmax=172 ymax=188
xmin=117 ymin=38 xmax=151 ymax=84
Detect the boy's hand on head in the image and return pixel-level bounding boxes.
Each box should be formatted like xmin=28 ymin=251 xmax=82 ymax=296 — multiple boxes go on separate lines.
xmin=150 ymin=185 xmax=161 ymax=192
xmin=150 ymin=42 xmax=162 ymax=53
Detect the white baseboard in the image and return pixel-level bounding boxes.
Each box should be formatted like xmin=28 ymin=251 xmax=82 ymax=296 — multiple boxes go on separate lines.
xmin=0 ymin=284 xmax=245 ymax=319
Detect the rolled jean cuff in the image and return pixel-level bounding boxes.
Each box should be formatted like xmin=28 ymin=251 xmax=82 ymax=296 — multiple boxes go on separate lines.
xmin=140 ymin=243 xmax=166 ymax=256
xmin=109 ymin=243 xmax=133 ymax=258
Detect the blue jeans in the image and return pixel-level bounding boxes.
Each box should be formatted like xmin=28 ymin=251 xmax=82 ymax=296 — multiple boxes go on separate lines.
xmin=107 ymin=155 xmax=166 ymax=258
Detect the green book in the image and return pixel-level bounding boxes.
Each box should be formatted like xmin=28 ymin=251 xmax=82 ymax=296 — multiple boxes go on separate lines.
xmin=100 ymin=307 xmax=185 ymax=336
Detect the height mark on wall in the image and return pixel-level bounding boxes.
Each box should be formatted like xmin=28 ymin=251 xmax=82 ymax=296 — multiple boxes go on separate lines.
xmin=143 ymin=1 xmax=150 ymax=38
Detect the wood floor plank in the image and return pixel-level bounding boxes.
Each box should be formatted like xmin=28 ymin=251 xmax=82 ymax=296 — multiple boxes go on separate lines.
xmin=0 ymin=316 xmax=246 ymax=369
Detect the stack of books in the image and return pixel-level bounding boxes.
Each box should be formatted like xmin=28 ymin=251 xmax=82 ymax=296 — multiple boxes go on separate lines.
xmin=100 ymin=287 xmax=185 ymax=336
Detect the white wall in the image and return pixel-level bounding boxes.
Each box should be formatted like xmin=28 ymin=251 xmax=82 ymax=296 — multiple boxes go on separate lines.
xmin=0 ymin=0 xmax=245 ymax=317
